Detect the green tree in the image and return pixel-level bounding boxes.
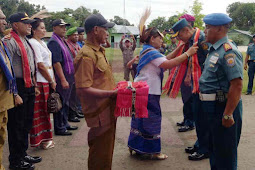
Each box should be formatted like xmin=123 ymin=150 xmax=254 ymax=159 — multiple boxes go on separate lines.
xmin=167 ymin=15 xmax=179 ymax=27
xmin=148 ymin=16 xmax=168 ymax=32
xmin=110 ymin=16 xmax=132 ymax=26
xmin=72 ymin=6 xmax=91 ymax=27
xmin=92 ymin=9 xmax=100 ymax=14
xmin=0 ymin=0 xmax=45 ymax=21
xmin=250 ymin=26 xmax=255 ymax=35
xmin=17 ymin=0 xmax=37 ymax=16
xmin=227 ymin=2 xmax=255 ymax=31
xmin=44 ymin=8 xmax=80 ymax=32
xmin=0 ymin=0 xmax=18 ymax=19
xmin=190 ymin=0 xmax=205 ymax=29
xmin=231 ymin=34 xmax=244 ymax=46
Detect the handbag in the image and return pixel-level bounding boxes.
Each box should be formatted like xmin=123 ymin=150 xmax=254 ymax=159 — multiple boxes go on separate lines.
xmin=47 ymin=91 xmax=62 ymax=113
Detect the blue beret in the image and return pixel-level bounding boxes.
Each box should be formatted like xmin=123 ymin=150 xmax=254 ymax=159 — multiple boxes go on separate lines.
xmin=203 ymin=13 xmax=232 ymax=26
xmin=172 ymin=19 xmax=189 ymax=33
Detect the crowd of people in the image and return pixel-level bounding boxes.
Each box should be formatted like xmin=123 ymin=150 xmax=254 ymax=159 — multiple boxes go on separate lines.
xmin=0 ymin=5 xmax=248 ymax=170
xmin=0 ymin=9 xmax=87 ymax=170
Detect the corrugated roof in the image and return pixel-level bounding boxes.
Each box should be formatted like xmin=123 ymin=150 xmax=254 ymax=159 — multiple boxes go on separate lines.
xmin=111 ymin=25 xmax=139 ymax=35
xmin=233 ymin=29 xmax=252 ymax=37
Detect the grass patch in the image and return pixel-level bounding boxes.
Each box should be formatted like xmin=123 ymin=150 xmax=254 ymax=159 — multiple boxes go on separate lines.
xmin=241 ymin=52 xmax=255 ymax=94
xmin=105 ymin=48 xmax=142 ymax=65
xmin=113 ymin=72 xmax=125 ymax=83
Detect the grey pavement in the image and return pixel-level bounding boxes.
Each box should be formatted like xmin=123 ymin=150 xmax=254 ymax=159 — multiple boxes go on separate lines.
xmin=2 ymin=95 xmax=255 ymax=170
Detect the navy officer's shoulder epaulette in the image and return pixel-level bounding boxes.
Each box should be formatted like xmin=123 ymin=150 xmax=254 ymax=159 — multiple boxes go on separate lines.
xmin=223 ymin=43 xmax=232 ymax=52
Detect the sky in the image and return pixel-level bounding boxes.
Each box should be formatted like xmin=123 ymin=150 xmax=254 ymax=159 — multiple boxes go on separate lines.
xmin=27 ymin=0 xmax=254 ymax=26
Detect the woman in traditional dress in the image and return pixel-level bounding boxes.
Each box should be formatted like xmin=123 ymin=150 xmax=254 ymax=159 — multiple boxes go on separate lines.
xmin=29 ymin=18 xmax=56 ymax=149
xmin=127 ymin=9 xmax=198 ymax=159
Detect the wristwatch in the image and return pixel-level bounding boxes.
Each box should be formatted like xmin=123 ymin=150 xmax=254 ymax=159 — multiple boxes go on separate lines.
xmin=223 ymin=114 xmax=233 ymax=120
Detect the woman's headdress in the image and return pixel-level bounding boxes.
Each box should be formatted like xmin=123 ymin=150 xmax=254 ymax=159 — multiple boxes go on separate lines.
xmin=139 ymin=8 xmax=163 ymax=43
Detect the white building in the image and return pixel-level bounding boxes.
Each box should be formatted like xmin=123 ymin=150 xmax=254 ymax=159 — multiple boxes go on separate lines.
xmin=110 ymin=25 xmax=140 ymax=48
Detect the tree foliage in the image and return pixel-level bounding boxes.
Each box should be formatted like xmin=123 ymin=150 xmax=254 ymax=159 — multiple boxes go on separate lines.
xmin=0 ymin=0 xmax=45 ymax=20
xmin=0 ymin=0 xmax=103 ymax=32
xmin=44 ymin=8 xmax=80 ymax=32
xmin=148 ymin=17 xmax=168 ymax=31
xmin=109 ymin=16 xmax=132 ymax=26
xmin=190 ymin=0 xmax=205 ymax=29
xmin=147 ymin=0 xmax=205 ymax=31
xmin=147 ymin=16 xmax=179 ymax=32
xmin=227 ymin=2 xmax=255 ymax=32
xmin=231 ymin=34 xmax=244 ymax=46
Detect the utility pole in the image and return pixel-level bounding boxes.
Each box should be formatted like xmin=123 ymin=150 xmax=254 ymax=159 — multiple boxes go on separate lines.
xmin=124 ymin=0 xmax=127 ymax=34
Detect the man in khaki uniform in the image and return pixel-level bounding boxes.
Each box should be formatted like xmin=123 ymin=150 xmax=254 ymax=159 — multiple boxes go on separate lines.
xmin=119 ymin=35 xmax=136 ymax=81
xmin=0 ymin=9 xmax=15 ymax=170
xmin=74 ymin=14 xmax=117 ymax=170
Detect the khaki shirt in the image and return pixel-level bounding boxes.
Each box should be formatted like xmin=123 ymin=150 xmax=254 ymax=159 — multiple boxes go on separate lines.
xmin=0 ymin=41 xmax=14 ymax=112
xmin=120 ymin=42 xmax=136 ymax=65
xmin=74 ymin=40 xmax=115 ymax=127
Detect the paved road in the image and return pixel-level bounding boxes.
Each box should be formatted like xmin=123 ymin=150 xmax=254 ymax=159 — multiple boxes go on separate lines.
xmin=2 ymin=95 xmax=255 ymax=170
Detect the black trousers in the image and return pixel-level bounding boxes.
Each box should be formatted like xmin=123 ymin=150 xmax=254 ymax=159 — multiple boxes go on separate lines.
xmin=7 ymin=78 xmax=35 ymax=165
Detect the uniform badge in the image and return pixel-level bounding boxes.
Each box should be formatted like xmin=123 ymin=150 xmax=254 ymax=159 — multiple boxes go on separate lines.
xmin=209 ymin=64 xmax=215 ymax=68
xmin=223 ymin=43 xmax=232 ymax=52
xmin=224 ymin=53 xmax=236 ymax=67
xmin=209 ymin=56 xmax=219 ymax=64
xmin=201 ymin=42 xmax=209 ymax=51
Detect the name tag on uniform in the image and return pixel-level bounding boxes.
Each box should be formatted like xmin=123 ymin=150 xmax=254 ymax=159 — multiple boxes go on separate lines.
xmin=209 ymin=56 xmax=219 ymax=64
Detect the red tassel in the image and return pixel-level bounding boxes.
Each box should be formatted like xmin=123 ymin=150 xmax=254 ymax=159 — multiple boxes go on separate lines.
xmin=114 ymin=81 xmax=149 ymax=118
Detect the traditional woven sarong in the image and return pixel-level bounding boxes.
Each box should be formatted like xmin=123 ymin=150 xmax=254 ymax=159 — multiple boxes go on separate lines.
xmin=128 ymin=95 xmax=161 ymax=154
xmin=30 ymin=82 xmax=53 ymax=147
xmin=114 ymin=81 xmax=149 ymax=118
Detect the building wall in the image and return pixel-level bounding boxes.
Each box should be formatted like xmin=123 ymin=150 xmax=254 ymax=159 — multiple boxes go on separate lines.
xmin=110 ymin=34 xmax=123 ymax=48
xmin=110 ymin=33 xmax=140 ymax=48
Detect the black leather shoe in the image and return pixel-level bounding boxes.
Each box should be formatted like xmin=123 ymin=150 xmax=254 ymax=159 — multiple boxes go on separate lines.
xmin=176 ymin=121 xmax=185 ymax=126
xmin=24 ymin=155 xmax=42 ymax=164
xmin=67 ymin=125 xmax=78 ymax=130
xmin=188 ymin=152 xmax=209 ymax=161
xmin=68 ymin=117 xmax=80 ymax=122
xmin=76 ymin=113 xmax=84 ymax=118
xmin=185 ymin=146 xmax=198 ymax=154
xmin=178 ymin=125 xmax=195 ymax=132
xmin=55 ymin=130 xmax=72 ymax=136
xmin=9 ymin=161 xmax=35 ymax=170
xmin=246 ymin=92 xmax=252 ymax=95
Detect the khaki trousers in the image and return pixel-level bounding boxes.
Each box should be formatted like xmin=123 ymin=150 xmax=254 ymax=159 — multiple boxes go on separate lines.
xmin=88 ymin=119 xmax=116 ymax=170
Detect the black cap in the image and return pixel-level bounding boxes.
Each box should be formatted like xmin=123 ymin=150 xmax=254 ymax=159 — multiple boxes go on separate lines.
xmin=84 ymin=14 xmax=115 ymax=33
xmin=77 ymin=27 xmax=85 ymax=34
xmin=253 ymin=34 xmax=255 ymax=38
xmin=9 ymin=12 xmax=36 ymax=24
xmin=52 ymin=19 xmax=71 ymax=27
